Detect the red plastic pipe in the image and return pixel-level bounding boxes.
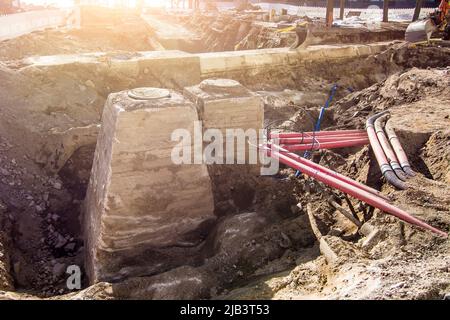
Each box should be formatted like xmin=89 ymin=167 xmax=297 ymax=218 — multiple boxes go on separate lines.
xmin=375 ymin=114 xmax=407 ymax=181
xmin=278 ymin=135 xmax=368 ymax=145
xmin=270 ymin=130 xmax=367 ymax=139
xmin=366 ymin=112 xmax=407 ymax=190
xmin=272 ymin=144 xmax=390 ymax=201
xmin=385 ymin=119 xmax=415 ymax=177
xmin=282 ymin=138 xmax=369 ymax=152
xmin=268 ymin=148 xmax=448 ymax=238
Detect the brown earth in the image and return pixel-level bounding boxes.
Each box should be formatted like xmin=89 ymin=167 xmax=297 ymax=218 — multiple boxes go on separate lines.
xmin=0 ymin=16 xmax=156 ymax=61
xmin=219 ymin=63 xmax=450 ymax=300
xmin=142 ymin=12 xmax=407 ymax=53
xmin=0 ymin=21 xmax=449 ymax=300
xmin=184 ymin=13 xmax=406 ymax=52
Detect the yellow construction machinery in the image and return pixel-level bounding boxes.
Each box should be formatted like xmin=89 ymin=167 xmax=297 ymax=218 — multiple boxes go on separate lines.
xmin=406 ymin=0 xmax=450 ymax=43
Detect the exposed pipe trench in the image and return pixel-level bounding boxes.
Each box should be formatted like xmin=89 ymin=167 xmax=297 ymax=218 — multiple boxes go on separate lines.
xmin=269 ymin=143 xmax=390 ymax=201
xmin=265 ymin=144 xmax=447 ymax=238
xmin=374 ymin=114 xmax=408 ymax=181
xmin=366 ymin=111 xmax=407 ymax=190
xmin=385 ymin=119 xmax=416 ymax=177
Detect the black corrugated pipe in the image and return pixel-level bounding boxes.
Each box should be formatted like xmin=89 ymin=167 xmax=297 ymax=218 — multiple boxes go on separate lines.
xmin=366 ymin=111 xmax=407 ymax=190
xmin=385 ymin=119 xmax=416 ymax=177
xmin=374 ymin=114 xmax=408 ymax=181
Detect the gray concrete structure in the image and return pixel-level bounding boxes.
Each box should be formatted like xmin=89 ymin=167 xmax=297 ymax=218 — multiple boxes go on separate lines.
xmin=84 ymin=87 xmax=215 ymax=283
xmin=184 ymin=79 xmax=264 ymax=165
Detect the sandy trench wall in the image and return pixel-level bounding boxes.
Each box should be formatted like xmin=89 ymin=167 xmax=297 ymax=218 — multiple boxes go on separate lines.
xmin=22 ymin=50 xmax=202 ymax=173
xmin=16 ymin=42 xmax=393 ymax=177
xmin=23 ymin=42 xmax=393 ymax=81
xmin=197 ymin=42 xmax=393 ymax=78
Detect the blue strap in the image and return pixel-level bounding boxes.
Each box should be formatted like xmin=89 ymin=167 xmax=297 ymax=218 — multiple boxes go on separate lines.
xmin=314 ymin=84 xmax=338 ymax=132
xmin=295 ymin=84 xmax=338 ymax=177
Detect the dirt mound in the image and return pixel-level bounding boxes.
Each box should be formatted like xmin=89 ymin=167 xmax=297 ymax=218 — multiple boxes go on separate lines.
xmin=333 ymin=66 xmax=450 ymax=129
xmin=420 ymin=130 xmax=450 ymax=184
xmin=0 ymin=18 xmax=156 ymax=61
xmin=218 ymin=64 xmax=450 ymax=300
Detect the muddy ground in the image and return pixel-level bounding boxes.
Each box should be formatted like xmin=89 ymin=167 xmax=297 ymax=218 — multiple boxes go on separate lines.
xmin=0 ymin=14 xmax=449 ymax=300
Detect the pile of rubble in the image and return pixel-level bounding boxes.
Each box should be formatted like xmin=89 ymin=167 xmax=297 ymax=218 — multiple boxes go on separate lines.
xmin=171 ymin=9 xmax=407 ymax=52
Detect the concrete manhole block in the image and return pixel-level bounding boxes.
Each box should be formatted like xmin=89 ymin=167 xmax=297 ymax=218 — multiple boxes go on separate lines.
xmin=128 ymin=87 xmax=171 ymax=100
xmin=85 ymin=88 xmax=215 ymax=283
xmin=200 ymin=79 xmax=243 ymax=94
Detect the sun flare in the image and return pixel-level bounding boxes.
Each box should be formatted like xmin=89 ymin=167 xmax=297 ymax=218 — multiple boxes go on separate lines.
xmin=21 ymin=0 xmax=170 ymax=8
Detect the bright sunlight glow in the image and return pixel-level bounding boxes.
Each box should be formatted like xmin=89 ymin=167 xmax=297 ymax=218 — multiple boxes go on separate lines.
xmin=20 ymin=0 xmax=171 ymax=8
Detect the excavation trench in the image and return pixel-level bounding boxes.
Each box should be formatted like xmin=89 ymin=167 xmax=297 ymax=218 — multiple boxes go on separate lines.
xmin=0 ymin=41 xmax=449 ymax=299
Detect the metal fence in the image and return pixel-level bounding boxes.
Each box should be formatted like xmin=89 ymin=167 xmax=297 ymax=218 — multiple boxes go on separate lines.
xmin=221 ymin=2 xmax=435 ymax=21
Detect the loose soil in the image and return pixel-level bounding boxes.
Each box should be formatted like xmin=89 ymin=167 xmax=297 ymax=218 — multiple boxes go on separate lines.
xmin=0 ymin=18 xmax=448 ymax=299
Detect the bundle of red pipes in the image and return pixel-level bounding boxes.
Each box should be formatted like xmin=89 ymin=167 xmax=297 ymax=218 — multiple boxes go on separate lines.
xmin=264 ymin=129 xmax=448 ymax=238
xmin=366 ymin=111 xmax=416 ymax=190
xmin=269 ymin=129 xmax=369 ymax=152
